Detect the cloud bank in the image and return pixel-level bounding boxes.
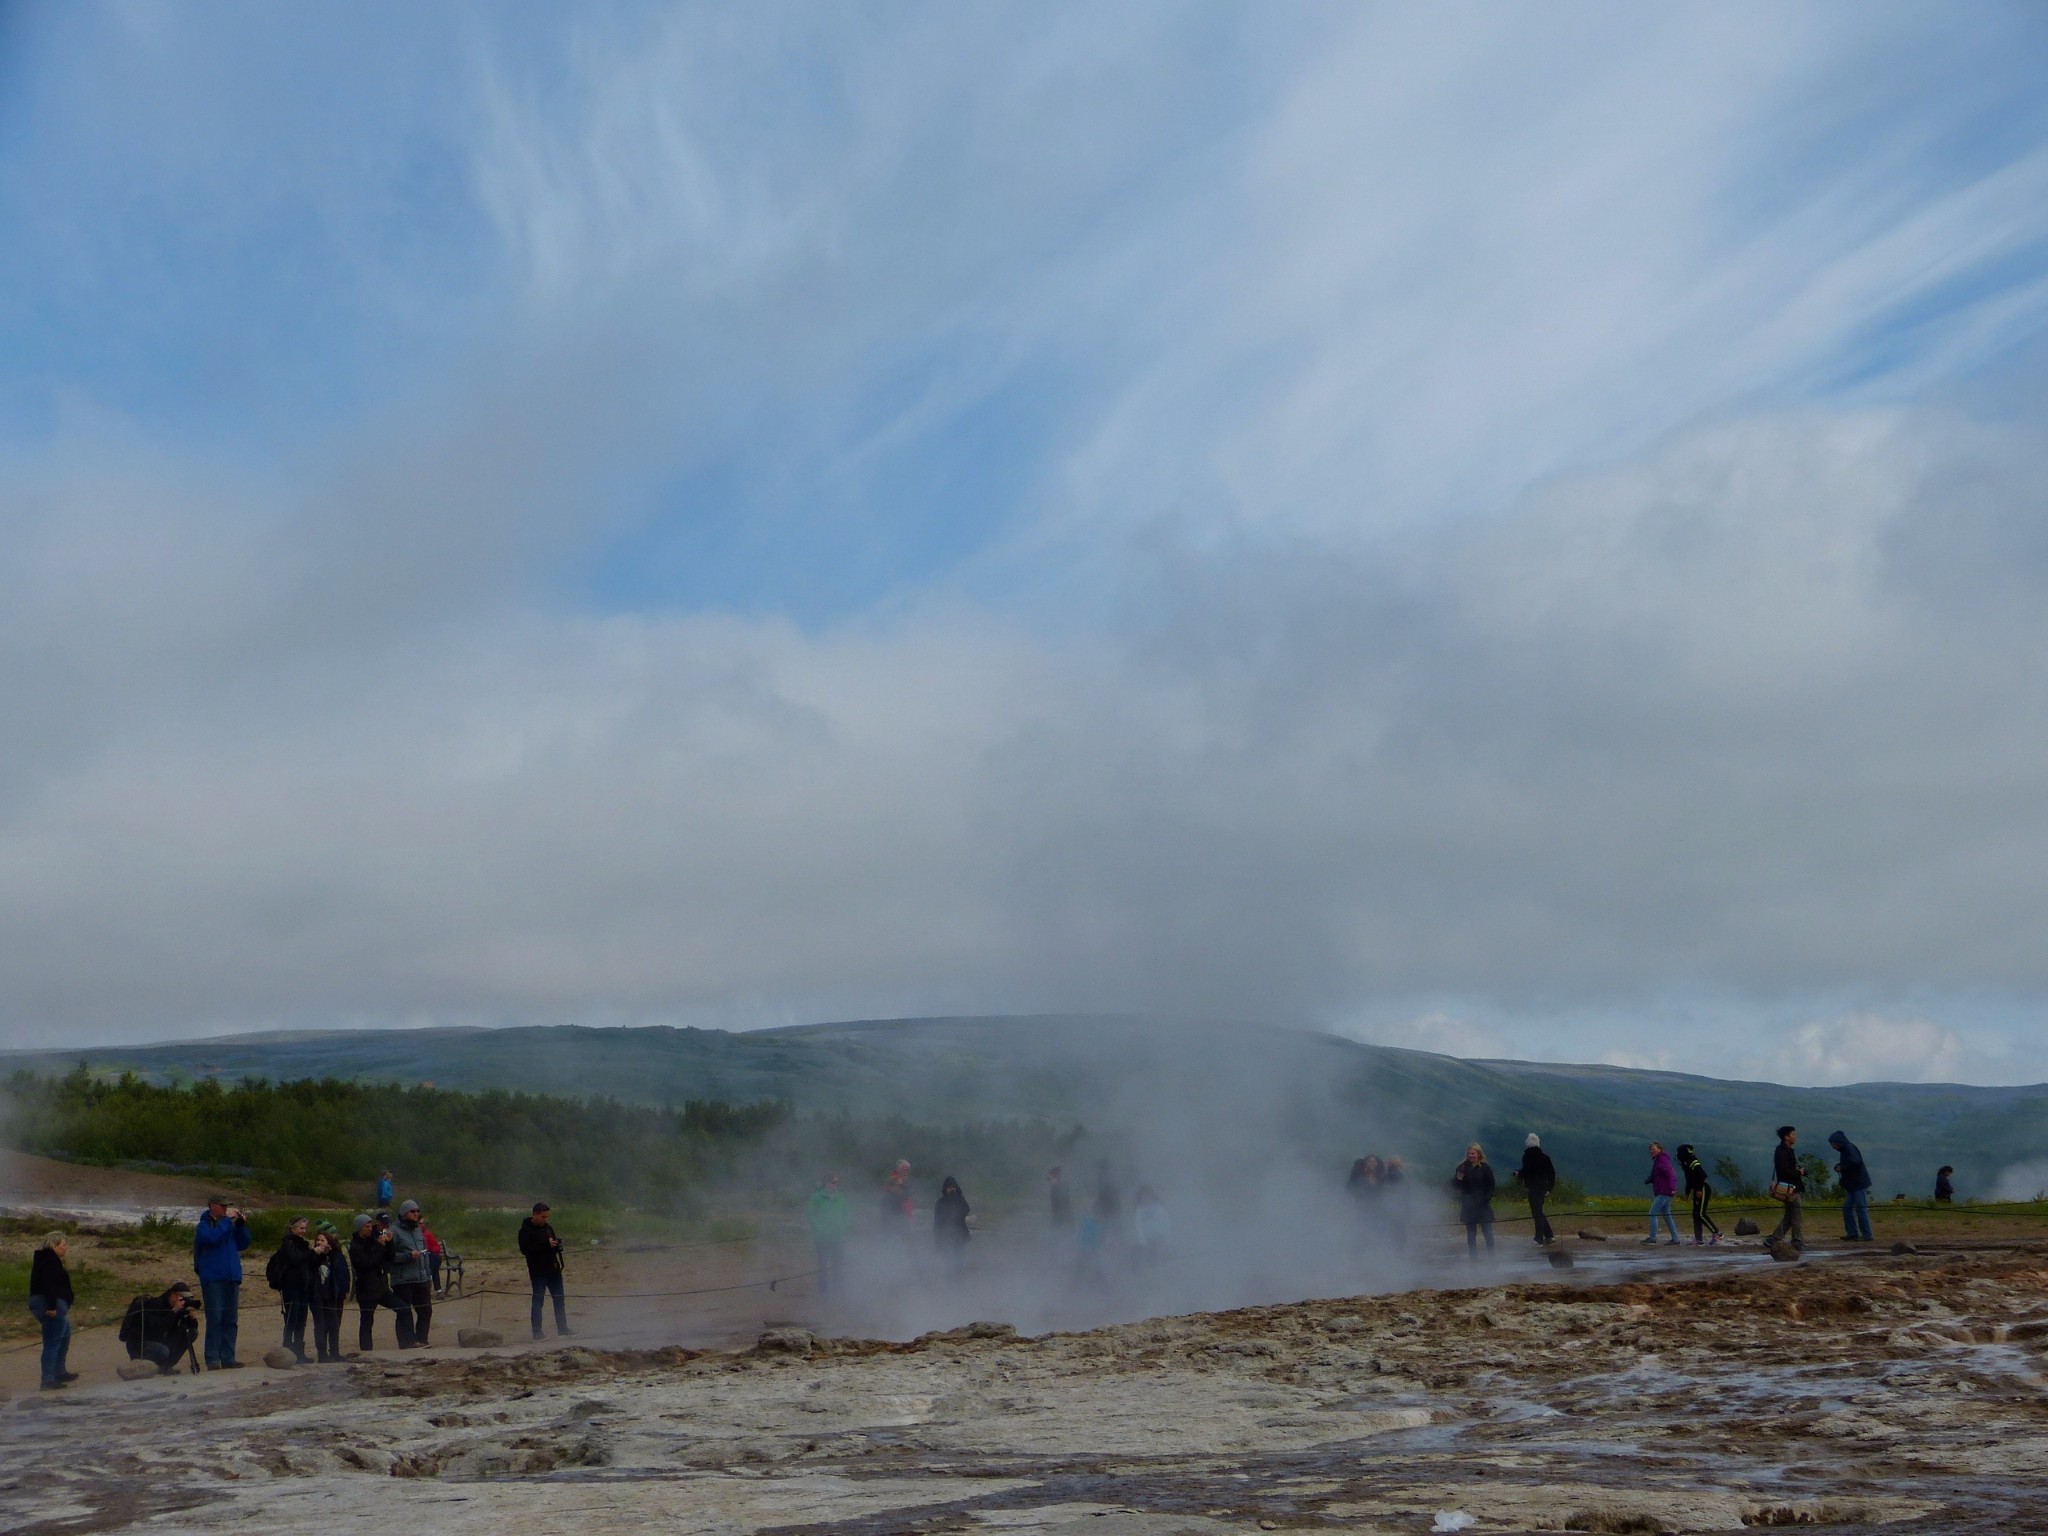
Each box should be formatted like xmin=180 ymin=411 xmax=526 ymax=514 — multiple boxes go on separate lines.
xmin=3 ymin=4 xmax=2048 ymax=1082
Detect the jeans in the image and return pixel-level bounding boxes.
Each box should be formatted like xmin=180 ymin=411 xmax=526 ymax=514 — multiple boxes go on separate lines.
xmin=281 ymin=1295 xmax=311 ymax=1357
xmin=1527 ymin=1189 xmax=1554 ymax=1244
xmin=813 ymin=1238 xmax=846 ymax=1297
xmin=1464 ymin=1216 xmax=1495 ymax=1258
xmin=1648 ymin=1195 xmax=1678 ymax=1240
xmin=1843 ymin=1187 xmax=1873 ymax=1240
xmin=200 ymin=1279 xmax=241 ymax=1366
xmin=28 ymin=1295 xmax=71 ymax=1385
xmin=1768 ymin=1192 xmax=1805 ymax=1248
xmin=429 ymin=1251 xmax=444 ymax=1294
xmin=530 ymin=1271 xmax=568 ymax=1335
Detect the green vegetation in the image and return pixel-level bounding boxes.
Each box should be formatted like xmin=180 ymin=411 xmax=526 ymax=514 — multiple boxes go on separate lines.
xmin=2 ymin=1066 xmax=1079 ymax=1220
xmin=4 ymin=1066 xmax=794 ymax=1208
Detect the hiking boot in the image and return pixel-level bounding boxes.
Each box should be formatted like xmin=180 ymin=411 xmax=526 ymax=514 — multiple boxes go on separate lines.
xmin=39 ymin=1379 xmax=67 ymax=1390
xmin=556 ymin=1327 xmax=576 ymax=1337
xmin=59 ymin=1371 xmax=80 ymax=1382
xmin=532 ymin=1330 xmax=546 ymax=1342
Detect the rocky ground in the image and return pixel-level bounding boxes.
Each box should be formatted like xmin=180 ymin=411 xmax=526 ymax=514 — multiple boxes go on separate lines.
xmin=4 ymin=1239 xmax=2047 ymax=1536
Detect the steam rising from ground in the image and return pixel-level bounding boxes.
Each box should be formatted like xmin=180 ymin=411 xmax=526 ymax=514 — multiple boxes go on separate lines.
xmin=732 ymin=1021 xmax=1480 ymax=1339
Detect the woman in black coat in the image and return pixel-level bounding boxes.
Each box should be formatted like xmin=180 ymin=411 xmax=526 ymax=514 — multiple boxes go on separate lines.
xmin=1451 ymin=1144 xmax=1496 ymax=1259
xmin=311 ymin=1225 xmax=352 ymax=1363
xmin=933 ymin=1177 xmax=971 ymax=1276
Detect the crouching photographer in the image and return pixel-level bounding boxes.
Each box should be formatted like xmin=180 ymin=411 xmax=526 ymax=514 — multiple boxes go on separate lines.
xmin=118 ymin=1282 xmax=202 ymax=1375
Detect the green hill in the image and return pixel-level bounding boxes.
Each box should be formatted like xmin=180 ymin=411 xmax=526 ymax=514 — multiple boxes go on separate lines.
xmin=5 ymin=1016 xmax=2036 ymax=1198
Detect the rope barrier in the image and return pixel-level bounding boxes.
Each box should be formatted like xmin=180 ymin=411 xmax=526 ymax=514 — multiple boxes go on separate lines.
xmin=461 ymin=1271 xmax=819 ymax=1302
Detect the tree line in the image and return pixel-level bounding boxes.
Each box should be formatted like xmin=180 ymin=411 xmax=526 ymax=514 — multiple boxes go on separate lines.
xmin=3 ymin=1066 xmax=796 ymax=1207
xmin=1 ymin=1066 xmax=1080 ymax=1212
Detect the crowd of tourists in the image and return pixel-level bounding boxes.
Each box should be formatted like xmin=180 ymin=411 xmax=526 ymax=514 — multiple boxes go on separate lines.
xmin=1447 ymin=1123 xmax=1891 ymax=1261
xmin=21 ymin=1173 xmax=574 ymax=1390
xmin=15 ymin=1128 xmax=1948 ymax=1389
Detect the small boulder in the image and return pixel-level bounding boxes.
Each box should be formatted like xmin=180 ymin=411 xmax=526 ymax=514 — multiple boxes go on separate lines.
xmin=1766 ymin=1239 xmax=1802 ymax=1263
xmin=1734 ymin=1218 xmax=1761 ymax=1236
xmin=117 ymin=1360 xmax=161 ymax=1382
xmin=965 ymin=1320 xmax=1017 ymax=1340
xmin=456 ymin=1328 xmax=504 ymax=1349
xmin=1890 ymin=1242 xmax=1920 ymax=1256
xmin=756 ymin=1327 xmax=814 ymax=1357
xmin=1547 ymin=1248 xmax=1576 ymax=1269
xmin=263 ymin=1347 xmax=300 ymax=1369
xmin=1576 ymin=1229 xmax=1608 ymax=1242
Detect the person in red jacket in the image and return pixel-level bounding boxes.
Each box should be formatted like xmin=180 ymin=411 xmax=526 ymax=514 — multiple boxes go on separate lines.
xmin=423 ymin=1224 xmax=445 ymax=1295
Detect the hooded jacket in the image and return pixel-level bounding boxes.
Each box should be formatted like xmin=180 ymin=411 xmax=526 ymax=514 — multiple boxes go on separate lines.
xmin=1828 ymin=1132 xmax=1872 ymax=1194
xmin=1675 ymin=1145 xmax=1709 ymax=1194
xmin=933 ymin=1181 xmax=971 ymax=1245
xmin=193 ymin=1210 xmax=252 ymax=1284
xmin=389 ymin=1205 xmax=432 ymax=1286
xmin=1646 ymin=1151 xmax=1678 ymax=1198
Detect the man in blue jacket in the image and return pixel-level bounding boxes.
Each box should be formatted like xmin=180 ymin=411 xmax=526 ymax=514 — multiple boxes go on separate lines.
xmin=193 ymin=1195 xmax=252 ymax=1369
xmin=1828 ymin=1130 xmax=1874 ymax=1242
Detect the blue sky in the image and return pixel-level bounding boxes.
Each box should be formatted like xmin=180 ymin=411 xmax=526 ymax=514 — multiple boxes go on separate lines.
xmin=5 ymin=3 xmax=2048 ymax=1083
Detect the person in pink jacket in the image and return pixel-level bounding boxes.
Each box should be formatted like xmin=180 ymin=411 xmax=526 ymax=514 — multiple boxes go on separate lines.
xmin=1643 ymin=1142 xmax=1680 ymax=1244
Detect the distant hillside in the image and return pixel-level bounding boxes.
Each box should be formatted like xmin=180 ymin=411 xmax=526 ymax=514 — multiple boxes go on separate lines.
xmin=6 ymin=1016 xmax=2040 ymax=1197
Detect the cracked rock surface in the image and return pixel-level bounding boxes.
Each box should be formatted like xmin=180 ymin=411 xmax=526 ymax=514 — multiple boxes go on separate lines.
xmin=4 ymin=1247 xmax=2047 ymax=1534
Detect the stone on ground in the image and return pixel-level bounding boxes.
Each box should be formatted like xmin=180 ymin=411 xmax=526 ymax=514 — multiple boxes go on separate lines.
xmin=457 ymin=1328 xmax=504 ymax=1348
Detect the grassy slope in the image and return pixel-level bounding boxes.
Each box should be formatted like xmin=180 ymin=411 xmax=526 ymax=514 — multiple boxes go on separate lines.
xmin=7 ymin=1016 xmax=2042 ymax=1196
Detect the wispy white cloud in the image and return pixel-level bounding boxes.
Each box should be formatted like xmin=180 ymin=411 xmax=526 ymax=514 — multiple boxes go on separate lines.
xmin=3 ymin=5 xmax=2048 ymax=1076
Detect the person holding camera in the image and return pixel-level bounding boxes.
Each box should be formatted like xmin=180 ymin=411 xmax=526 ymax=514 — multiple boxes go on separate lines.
xmin=193 ymin=1196 xmax=252 ymax=1370
xmin=119 ymin=1281 xmax=201 ymax=1374
xmin=518 ymin=1201 xmax=572 ymax=1341
xmin=389 ymin=1199 xmax=434 ymax=1348
xmin=348 ymin=1212 xmax=412 ymax=1350
xmin=266 ymin=1215 xmax=320 ymax=1364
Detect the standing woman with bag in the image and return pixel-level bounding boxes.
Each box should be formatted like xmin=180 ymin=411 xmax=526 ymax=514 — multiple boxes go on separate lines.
xmin=1766 ymin=1126 xmax=1806 ymax=1251
xmin=27 ymin=1232 xmax=77 ymax=1390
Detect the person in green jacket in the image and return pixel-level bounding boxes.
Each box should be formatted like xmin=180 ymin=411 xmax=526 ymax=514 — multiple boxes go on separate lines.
xmin=807 ymin=1175 xmax=852 ymax=1298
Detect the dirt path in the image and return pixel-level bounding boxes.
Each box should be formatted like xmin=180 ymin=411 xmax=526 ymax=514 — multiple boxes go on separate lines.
xmin=5 ymin=1236 xmax=2047 ymax=1534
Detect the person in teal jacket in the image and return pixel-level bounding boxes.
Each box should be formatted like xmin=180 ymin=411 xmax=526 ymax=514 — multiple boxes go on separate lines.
xmin=193 ymin=1196 xmax=252 ymax=1369
xmin=807 ymin=1175 xmax=851 ymax=1297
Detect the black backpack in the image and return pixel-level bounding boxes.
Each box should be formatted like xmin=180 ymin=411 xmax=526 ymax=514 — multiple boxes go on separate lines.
xmin=265 ymin=1245 xmax=288 ymax=1291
